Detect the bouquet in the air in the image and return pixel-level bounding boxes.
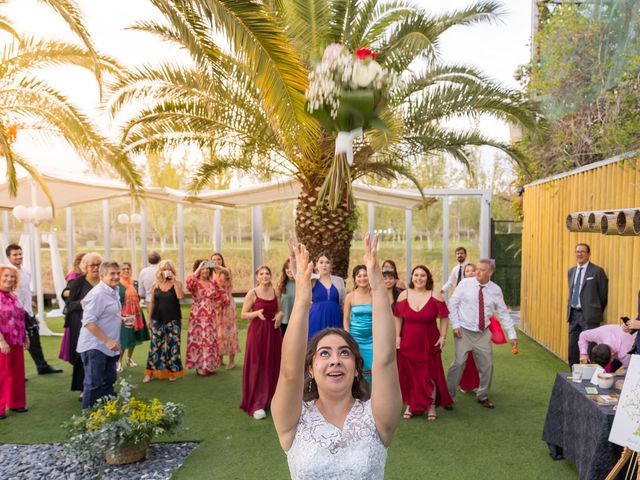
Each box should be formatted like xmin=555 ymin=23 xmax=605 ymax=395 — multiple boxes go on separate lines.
xmin=306 ymin=44 xmax=398 ymax=209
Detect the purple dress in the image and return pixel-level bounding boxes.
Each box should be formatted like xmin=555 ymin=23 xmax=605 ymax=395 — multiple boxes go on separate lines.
xmin=308 ymin=281 xmax=342 ymax=341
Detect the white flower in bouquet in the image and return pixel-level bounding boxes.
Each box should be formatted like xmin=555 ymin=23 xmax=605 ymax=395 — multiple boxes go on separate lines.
xmin=351 ymin=60 xmax=383 ymax=88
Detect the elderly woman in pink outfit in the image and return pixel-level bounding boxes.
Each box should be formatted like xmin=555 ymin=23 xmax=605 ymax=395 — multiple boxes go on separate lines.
xmin=0 ymin=265 xmax=29 ymax=420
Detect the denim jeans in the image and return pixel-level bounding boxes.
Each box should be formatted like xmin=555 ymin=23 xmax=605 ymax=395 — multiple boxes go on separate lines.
xmin=80 ymin=350 xmax=118 ymax=409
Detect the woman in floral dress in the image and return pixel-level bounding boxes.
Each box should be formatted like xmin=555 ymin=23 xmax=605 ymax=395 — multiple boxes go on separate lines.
xmin=186 ymin=260 xmax=229 ymax=376
xmin=211 ymin=253 xmax=240 ymax=369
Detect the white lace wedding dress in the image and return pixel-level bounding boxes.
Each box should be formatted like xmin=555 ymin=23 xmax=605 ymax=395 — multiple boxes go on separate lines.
xmin=286 ymin=399 xmax=387 ymax=479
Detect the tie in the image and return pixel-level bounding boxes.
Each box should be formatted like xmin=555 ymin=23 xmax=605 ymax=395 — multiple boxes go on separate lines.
xmin=457 ymin=265 xmax=463 ymax=285
xmin=571 ymin=267 xmax=583 ymax=308
xmin=478 ymin=285 xmax=485 ymax=330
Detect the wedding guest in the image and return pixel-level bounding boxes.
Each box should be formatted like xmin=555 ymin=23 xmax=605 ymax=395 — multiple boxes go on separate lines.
xmin=240 ymin=265 xmax=282 ymax=419
xmin=277 ymin=259 xmax=295 ymax=337
xmin=0 ymin=265 xmax=28 ymax=419
xmin=395 ymin=265 xmax=452 ymax=420
xmin=138 ymin=251 xmax=161 ymax=304
xmin=382 ymin=259 xmax=406 ymax=290
xmin=441 ymin=247 xmax=468 ymax=293
xmin=382 ymin=261 xmax=404 ymax=308
xmin=211 ymin=253 xmax=239 ymax=369
xmin=118 ymin=262 xmax=150 ymax=371
xmin=77 ymin=261 xmax=122 ymax=409
xmin=143 ymin=260 xmax=184 ymax=383
xmin=578 ymin=324 xmax=636 ymax=369
xmin=60 ymin=253 xmax=86 ymax=362
xmin=186 ymin=259 xmax=228 ymax=376
xmin=63 ymin=252 xmax=102 ymax=398
xmin=66 ymin=253 xmax=86 ymax=282
xmin=272 ymin=235 xmax=401 ymax=478
xmin=624 ymin=292 xmax=640 ymax=355
xmin=6 ymin=244 xmax=61 ymax=375
xmin=343 ymin=265 xmax=373 ymax=383
xmin=308 ymin=253 xmax=345 ymax=340
xmin=446 ymin=259 xmax=518 ymax=409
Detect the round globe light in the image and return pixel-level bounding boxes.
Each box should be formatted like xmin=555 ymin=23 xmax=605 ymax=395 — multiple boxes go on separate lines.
xmin=117 ymin=213 xmax=130 ymax=225
xmin=130 ymin=213 xmax=142 ymax=224
xmin=27 ymin=206 xmax=39 ymax=221
xmin=12 ymin=205 xmax=28 ymax=220
xmin=34 ymin=206 xmax=48 ymax=221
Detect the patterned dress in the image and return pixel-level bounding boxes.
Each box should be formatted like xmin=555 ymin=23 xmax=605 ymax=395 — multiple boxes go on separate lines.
xmin=144 ymin=286 xmax=183 ymax=380
xmin=286 ymin=399 xmax=387 ymax=479
xmin=0 ymin=290 xmax=27 ymax=415
xmin=216 ymin=272 xmax=240 ymax=356
xmin=185 ymin=275 xmax=229 ymax=373
xmin=118 ymin=280 xmax=150 ymax=349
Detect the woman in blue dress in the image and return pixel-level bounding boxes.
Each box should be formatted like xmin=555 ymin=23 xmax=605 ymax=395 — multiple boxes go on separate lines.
xmin=343 ymin=264 xmax=373 ymax=383
xmin=308 ymin=253 xmax=345 ymax=341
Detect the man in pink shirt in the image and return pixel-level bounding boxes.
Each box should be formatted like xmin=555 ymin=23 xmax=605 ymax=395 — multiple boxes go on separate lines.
xmin=578 ymin=324 xmax=637 ymax=368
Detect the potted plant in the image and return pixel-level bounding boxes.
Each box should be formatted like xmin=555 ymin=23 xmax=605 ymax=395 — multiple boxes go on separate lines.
xmin=65 ymin=379 xmax=185 ymax=465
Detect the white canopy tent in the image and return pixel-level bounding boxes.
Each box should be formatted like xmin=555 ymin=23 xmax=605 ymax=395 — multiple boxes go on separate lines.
xmin=1 ymin=169 xmax=491 ymax=333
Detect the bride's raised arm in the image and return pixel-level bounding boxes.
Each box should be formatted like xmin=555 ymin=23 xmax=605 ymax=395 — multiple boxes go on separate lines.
xmin=366 ymin=233 xmax=402 ymax=446
xmin=271 ymin=240 xmax=314 ymax=451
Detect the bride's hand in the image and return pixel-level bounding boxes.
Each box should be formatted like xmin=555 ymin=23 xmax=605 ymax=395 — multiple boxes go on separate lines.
xmin=363 ymin=232 xmax=384 ymax=291
xmin=293 ymin=243 xmax=313 ymax=303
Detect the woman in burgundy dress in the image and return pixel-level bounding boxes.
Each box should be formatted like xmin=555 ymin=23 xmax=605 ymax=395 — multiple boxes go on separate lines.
xmin=395 ymin=265 xmax=452 ymax=421
xmin=240 ymin=265 xmax=283 ymax=419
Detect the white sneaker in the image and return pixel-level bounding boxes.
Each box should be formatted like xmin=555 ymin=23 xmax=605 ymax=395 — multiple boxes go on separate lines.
xmin=253 ymin=409 xmax=266 ymax=420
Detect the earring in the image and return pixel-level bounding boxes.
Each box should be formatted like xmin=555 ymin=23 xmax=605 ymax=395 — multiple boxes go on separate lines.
xmin=308 ymin=378 xmax=314 ymax=393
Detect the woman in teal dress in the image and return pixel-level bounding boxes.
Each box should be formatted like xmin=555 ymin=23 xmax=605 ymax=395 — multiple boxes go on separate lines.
xmin=343 ymin=264 xmax=373 ymax=383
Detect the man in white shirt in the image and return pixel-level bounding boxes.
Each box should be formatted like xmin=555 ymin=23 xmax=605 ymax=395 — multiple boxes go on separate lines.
xmin=441 ymin=247 xmax=468 ymax=294
xmin=138 ymin=251 xmax=161 ymax=304
xmin=446 ymin=259 xmax=518 ymax=409
xmin=77 ymin=261 xmax=122 ymax=409
xmin=6 ymin=244 xmax=62 ymax=375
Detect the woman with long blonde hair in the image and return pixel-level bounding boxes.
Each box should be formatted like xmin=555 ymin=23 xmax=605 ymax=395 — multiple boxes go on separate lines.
xmin=143 ymin=260 xmax=184 ymax=383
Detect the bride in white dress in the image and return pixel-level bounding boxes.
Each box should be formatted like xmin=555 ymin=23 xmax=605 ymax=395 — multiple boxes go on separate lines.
xmin=272 ymin=234 xmax=402 ymax=479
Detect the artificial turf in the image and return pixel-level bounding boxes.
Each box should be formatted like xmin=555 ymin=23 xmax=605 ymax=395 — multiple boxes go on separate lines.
xmin=1 ymin=308 xmax=578 ymax=479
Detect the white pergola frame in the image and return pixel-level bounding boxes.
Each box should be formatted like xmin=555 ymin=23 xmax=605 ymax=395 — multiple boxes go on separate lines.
xmin=1 ymin=171 xmax=490 ymax=329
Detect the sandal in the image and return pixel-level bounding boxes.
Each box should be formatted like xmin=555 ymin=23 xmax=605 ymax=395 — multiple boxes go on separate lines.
xmin=126 ymin=358 xmax=137 ymax=368
xmin=142 ymin=375 xmax=151 ymax=384
xmin=403 ymin=409 xmax=413 ymax=419
xmin=427 ymin=405 xmax=437 ymax=421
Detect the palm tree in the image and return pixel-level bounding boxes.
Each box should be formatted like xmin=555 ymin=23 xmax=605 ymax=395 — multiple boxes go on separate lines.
xmin=0 ymin=0 xmax=141 ymax=202
xmin=110 ymin=0 xmax=539 ymax=277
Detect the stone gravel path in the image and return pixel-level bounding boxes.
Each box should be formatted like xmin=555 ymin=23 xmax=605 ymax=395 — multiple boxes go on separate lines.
xmin=0 ymin=442 xmax=198 ymax=479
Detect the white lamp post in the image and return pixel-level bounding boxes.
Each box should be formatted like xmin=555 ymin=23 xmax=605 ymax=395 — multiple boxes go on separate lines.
xmin=117 ymin=212 xmax=142 ymax=276
xmin=11 ymin=201 xmax=55 ymax=335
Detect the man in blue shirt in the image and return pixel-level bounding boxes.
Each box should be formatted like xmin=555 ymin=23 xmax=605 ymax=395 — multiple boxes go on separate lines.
xmin=76 ymin=261 xmax=122 ymax=409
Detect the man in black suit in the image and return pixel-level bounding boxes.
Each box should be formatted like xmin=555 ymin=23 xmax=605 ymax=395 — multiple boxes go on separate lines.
xmin=567 ymin=243 xmax=608 ymax=365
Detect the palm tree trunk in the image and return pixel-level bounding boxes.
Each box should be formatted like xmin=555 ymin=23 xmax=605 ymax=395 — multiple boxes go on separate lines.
xmin=295 ymin=183 xmax=358 ymax=279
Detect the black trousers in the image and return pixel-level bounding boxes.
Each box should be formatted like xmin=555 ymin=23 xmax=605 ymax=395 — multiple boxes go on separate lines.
xmin=568 ymin=309 xmax=598 ymax=366
xmin=25 ymin=314 xmax=49 ymax=372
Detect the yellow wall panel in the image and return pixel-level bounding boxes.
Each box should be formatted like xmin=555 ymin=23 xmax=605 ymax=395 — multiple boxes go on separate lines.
xmin=521 ymin=157 xmax=640 ymax=361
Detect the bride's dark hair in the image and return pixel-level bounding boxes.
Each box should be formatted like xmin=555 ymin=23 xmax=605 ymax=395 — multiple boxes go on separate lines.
xmin=303 ymin=328 xmax=370 ymax=401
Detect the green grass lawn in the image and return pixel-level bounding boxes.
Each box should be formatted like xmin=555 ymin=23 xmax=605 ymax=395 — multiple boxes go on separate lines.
xmin=2 ymin=308 xmax=578 ymax=480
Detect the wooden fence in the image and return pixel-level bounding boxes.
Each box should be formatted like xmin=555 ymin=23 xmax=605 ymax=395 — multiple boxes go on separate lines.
xmin=521 ymin=153 xmax=640 ymax=360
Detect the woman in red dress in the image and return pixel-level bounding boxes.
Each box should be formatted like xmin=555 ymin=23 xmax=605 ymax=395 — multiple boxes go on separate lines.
xmin=240 ymin=265 xmax=283 ymax=419
xmin=395 ymin=265 xmax=452 ymax=421
xmin=186 ymin=260 xmax=229 ymax=376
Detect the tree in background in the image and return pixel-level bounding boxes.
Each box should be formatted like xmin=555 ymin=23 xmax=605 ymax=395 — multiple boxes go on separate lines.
xmin=110 ymin=0 xmax=539 ymax=277
xmin=0 ymin=0 xmax=141 ymax=202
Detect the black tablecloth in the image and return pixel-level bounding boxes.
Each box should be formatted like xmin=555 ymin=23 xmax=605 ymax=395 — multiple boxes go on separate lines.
xmin=542 ymin=373 xmax=623 ymax=480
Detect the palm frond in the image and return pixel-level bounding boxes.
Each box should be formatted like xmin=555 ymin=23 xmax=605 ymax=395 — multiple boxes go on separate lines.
xmin=38 ymin=0 xmax=103 ymax=91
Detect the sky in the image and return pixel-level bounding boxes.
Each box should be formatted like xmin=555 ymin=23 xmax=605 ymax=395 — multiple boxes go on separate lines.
xmin=1 ymin=0 xmax=533 ymax=182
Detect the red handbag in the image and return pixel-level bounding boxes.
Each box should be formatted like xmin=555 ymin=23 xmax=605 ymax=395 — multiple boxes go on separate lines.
xmin=489 ymin=316 xmax=507 ymax=344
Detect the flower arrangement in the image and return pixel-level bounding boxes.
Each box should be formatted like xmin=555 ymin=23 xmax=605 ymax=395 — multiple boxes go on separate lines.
xmin=64 ymin=379 xmax=185 ymax=465
xmin=306 ymin=44 xmax=398 ymax=209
